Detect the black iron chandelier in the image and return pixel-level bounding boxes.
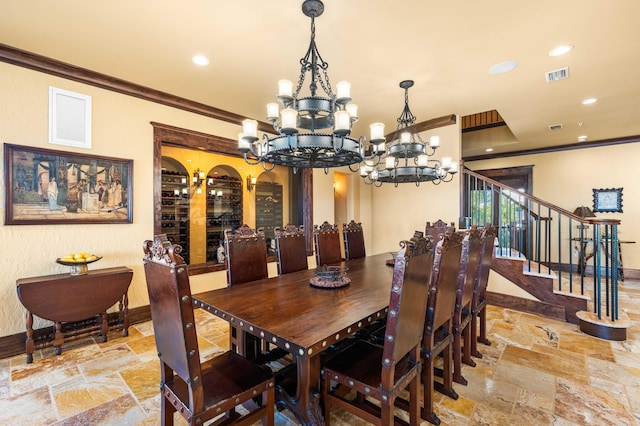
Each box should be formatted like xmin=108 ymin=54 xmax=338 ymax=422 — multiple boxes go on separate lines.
xmin=238 ymin=0 xmax=385 ymax=172
xmin=360 ymin=80 xmax=458 ymax=186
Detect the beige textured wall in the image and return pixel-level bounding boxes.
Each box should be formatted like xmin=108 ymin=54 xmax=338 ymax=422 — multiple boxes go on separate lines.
xmin=0 ymin=62 xmax=239 ymax=336
xmin=369 ymin=121 xmax=462 ymax=255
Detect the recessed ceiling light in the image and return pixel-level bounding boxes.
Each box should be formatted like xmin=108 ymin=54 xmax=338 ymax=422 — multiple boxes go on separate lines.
xmin=489 ymin=61 xmax=518 ymax=75
xmin=578 ymin=135 xmax=588 ymax=141
xmin=549 ymin=45 xmax=573 ymax=56
xmin=582 ymin=98 xmax=597 ymax=105
xmin=485 ymin=148 xmax=494 ymax=152
xmin=191 ymin=55 xmax=210 ymax=66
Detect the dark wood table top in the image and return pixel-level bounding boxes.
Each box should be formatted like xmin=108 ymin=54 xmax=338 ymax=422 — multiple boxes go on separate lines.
xmin=16 ymin=266 xmax=133 ymax=323
xmin=193 ymin=253 xmax=394 ymax=357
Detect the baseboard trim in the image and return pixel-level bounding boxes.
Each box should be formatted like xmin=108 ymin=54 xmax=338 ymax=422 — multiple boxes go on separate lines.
xmin=486 ymin=291 xmax=568 ymax=323
xmin=0 ymin=305 xmax=151 ymax=361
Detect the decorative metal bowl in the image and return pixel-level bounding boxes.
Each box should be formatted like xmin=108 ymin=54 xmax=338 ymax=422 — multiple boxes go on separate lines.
xmin=310 ymin=265 xmax=350 ymax=288
xmin=56 ymin=256 xmax=102 ymax=275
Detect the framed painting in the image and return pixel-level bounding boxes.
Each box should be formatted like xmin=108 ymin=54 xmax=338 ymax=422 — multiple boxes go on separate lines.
xmin=592 ymin=187 xmax=623 ymax=213
xmin=4 ymin=143 xmax=133 ymax=224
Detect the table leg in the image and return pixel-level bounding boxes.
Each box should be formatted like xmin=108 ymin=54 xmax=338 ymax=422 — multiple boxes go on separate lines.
xmin=100 ymin=312 xmax=109 ymax=342
xmin=121 ymin=293 xmax=129 ymax=336
xmin=25 ymin=311 xmax=34 ymax=363
xmin=275 ymin=354 xmax=324 ymax=425
xmin=54 ymin=322 xmax=63 ymax=355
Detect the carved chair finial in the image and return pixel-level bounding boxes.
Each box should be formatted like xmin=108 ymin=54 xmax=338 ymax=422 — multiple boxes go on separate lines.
xmin=224 ymin=224 xmax=265 ymax=241
xmin=143 ymin=234 xmax=184 ymax=266
xmin=314 ymin=221 xmax=338 ymax=234
xmin=275 ymin=223 xmax=304 ymax=238
xmin=343 ymin=220 xmax=363 ymax=233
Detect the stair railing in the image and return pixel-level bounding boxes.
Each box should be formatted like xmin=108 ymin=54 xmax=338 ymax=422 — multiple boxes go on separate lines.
xmin=461 ymin=167 xmax=622 ymax=322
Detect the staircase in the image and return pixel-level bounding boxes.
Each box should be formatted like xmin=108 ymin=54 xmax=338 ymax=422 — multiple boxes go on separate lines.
xmin=461 ymin=167 xmax=629 ymax=340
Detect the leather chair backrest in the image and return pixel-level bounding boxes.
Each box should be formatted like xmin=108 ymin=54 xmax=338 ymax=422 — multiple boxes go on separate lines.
xmin=384 ymin=236 xmax=434 ymax=365
xmin=275 ymin=224 xmax=308 ymax=275
xmin=475 ymin=225 xmax=498 ymax=299
xmin=224 ymin=224 xmax=268 ymax=286
xmin=427 ymin=231 xmax=465 ymax=331
xmin=142 ymin=235 xmax=202 ymax=390
xmin=343 ymin=220 xmax=366 ymax=260
xmin=313 ymin=221 xmax=342 ymax=266
xmin=459 ymin=226 xmax=483 ymax=309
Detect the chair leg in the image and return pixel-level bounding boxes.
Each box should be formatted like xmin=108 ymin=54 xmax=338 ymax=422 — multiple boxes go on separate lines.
xmin=264 ymin=388 xmax=275 ymax=426
xmin=381 ymin=398 xmax=393 ymax=426
xmin=470 ymin=311 xmax=482 ymax=358
xmin=409 ymin=375 xmax=420 ymax=426
xmin=478 ymin=306 xmax=491 ymax=346
xmin=161 ymin=395 xmax=175 ymax=426
xmin=462 ymin=322 xmax=476 ymax=368
xmin=452 ymin=324 xmax=467 ymax=386
xmin=321 ymin=375 xmax=332 ymax=426
xmin=435 ymin=345 xmax=458 ymax=401
xmin=421 ymin=354 xmax=440 ymax=425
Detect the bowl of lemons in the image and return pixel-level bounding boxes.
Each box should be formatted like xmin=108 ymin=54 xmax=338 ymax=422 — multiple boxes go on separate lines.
xmin=56 ymin=253 xmax=102 ymax=275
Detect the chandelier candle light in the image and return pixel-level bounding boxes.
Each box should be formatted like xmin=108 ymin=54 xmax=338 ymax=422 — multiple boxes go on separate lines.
xmin=360 ymin=80 xmax=458 ymax=186
xmin=238 ymin=0 xmax=385 ymax=172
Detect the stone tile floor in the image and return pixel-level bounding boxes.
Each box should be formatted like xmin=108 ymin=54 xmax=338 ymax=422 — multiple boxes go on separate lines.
xmin=1 ymin=279 xmax=639 ymax=425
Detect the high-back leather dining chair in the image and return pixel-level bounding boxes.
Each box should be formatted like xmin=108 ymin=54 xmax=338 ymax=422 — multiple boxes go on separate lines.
xmin=274 ymin=224 xmax=308 ymax=275
xmin=313 ymin=221 xmax=342 ymax=266
xmin=321 ymin=235 xmax=433 ymax=426
xmin=470 ymin=225 xmax=498 ymax=359
xmin=343 ymin=220 xmax=366 ymax=260
xmin=452 ymin=226 xmax=483 ymax=386
xmin=421 ymin=231 xmax=465 ymax=425
xmin=224 ymin=224 xmax=268 ymax=286
xmin=142 ymin=234 xmax=275 ymax=426
xmin=425 ymin=219 xmax=456 ymax=245
xmin=224 ymin=224 xmax=269 ymax=357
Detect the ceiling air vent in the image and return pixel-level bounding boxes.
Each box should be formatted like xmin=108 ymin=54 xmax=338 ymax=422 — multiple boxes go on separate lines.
xmin=545 ymin=67 xmax=569 ymax=83
xmin=549 ymin=123 xmax=563 ymax=131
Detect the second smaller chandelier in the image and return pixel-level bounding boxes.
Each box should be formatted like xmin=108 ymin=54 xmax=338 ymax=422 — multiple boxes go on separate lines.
xmin=360 ymin=80 xmax=457 ymax=186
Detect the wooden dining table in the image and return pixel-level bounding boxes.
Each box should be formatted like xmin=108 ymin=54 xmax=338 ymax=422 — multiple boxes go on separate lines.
xmin=192 ymin=252 xmax=395 ymax=425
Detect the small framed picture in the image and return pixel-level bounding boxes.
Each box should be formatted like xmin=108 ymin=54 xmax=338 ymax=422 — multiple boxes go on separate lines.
xmin=592 ymin=188 xmax=623 ymax=213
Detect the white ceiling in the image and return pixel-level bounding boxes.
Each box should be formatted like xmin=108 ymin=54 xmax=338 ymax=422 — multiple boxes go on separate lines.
xmin=2 ymin=0 xmax=640 ymax=158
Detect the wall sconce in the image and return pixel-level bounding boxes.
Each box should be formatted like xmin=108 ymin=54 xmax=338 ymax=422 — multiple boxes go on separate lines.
xmin=247 ymin=174 xmax=257 ymax=192
xmin=192 ymin=168 xmax=205 ymax=195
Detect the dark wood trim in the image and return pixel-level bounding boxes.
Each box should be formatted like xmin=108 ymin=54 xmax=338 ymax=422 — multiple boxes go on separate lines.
xmin=462 ymin=121 xmax=507 ymax=133
xmin=464 ymin=134 xmax=640 ymax=161
xmin=579 ymin=318 xmax=626 ymax=341
xmin=461 ymin=110 xmax=504 ymax=131
xmin=383 ymin=114 xmax=456 ymax=141
xmin=0 ymin=305 xmax=151 ymax=361
xmin=486 ymin=291 xmax=567 ymax=322
xmin=490 ymin=257 xmax=586 ymax=324
xmin=0 ymin=43 xmax=274 ymax=134
xmin=152 ymin=122 xmax=313 ymax=274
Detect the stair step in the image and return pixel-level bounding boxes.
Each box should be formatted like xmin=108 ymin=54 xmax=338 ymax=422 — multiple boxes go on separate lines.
xmin=494 ymin=247 xmax=526 ymax=260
